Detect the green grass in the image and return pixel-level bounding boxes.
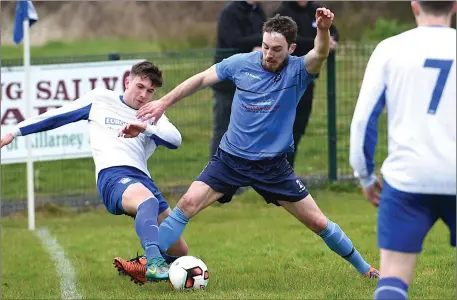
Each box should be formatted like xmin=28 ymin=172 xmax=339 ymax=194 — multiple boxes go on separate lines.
xmin=2 ymin=190 xmax=455 ymax=299
xmin=1 ymin=41 xmax=386 ymax=200
xmin=1 ymin=38 xmax=209 ymax=59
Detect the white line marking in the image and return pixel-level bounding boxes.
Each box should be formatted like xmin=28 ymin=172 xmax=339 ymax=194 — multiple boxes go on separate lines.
xmin=35 ymin=228 xmax=82 ymax=300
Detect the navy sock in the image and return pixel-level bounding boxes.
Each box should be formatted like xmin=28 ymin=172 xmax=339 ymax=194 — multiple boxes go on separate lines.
xmin=135 ymin=198 xmax=161 ymax=259
xmin=158 ymin=206 xmax=189 ymax=252
xmin=374 ymin=277 xmax=408 ymax=300
xmin=317 ymin=218 xmax=371 ymax=274
xmin=162 ymin=253 xmax=181 ymax=264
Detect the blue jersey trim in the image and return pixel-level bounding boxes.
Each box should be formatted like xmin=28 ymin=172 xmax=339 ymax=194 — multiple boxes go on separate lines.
xmin=119 ymin=95 xmax=127 ymax=105
xmin=148 ymin=135 xmax=178 ymax=149
xmin=20 ymin=104 xmax=92 ymax=136
xmin=363 ymin=86 xmax=386 ymax=175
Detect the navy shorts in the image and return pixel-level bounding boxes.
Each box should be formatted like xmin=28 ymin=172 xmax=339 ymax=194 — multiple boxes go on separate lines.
xmin=97 ymin=166 xmax=169 ymax=216
xmin=378 ymin=180 xmax=456 ymax=253
xmin=196 ymin=148 xmax=309 ymax=206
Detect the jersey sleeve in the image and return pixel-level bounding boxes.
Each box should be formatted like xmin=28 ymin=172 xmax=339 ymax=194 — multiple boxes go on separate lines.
xmin=143 ymin=114 xmax=182 ymax=149
xmin=12 ymin=88 xmax=96 ymax=137
xmin=349 ymin=42 xmax=388 ymax=187
xmin=215 ymin=53 xmax=244 ymax=81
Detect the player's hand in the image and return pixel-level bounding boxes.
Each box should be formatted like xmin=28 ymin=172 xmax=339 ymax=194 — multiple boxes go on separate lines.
xmin=0 ymin=133 xmax=15 ymax=148
xmin=315 ymin=8 xmax=334 ymax=31
xmin=362 ymin=177 xmax=383 ymax=207
xmin=118 ymin=122 xmax=147 ymax=138
xmin=137 ymin=99 xmax=166 ymax=123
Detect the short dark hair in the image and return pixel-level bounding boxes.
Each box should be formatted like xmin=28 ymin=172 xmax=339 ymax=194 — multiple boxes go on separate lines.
xmin=130 ymin=61 xmax=163 ymax=87
xmin=419 ymin=1 xmax=454 ymax=16
xmin=262 ymin=14 xmax=298 ymax=46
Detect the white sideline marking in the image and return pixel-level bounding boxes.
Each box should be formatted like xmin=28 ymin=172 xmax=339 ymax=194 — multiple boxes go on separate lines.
xmin=35 ymin=228 xmax=82 ymax=300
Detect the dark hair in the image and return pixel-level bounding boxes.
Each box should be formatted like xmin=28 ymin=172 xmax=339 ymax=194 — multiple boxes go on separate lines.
xmin=419 ymin=1 xmax=454 ymax=16
xmin=262 ymin=14 xmax=298 ymax=46
xmin=130 ymin=61 xmax=163 ymax=87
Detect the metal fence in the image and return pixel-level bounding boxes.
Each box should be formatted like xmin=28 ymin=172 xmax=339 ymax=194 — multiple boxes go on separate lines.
xmin=1 ymin=43 xmax=387 ymax=213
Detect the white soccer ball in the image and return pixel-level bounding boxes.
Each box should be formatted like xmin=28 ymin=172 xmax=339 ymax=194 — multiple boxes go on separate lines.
xmin=168 ymin=256 xmax=209 ymax=290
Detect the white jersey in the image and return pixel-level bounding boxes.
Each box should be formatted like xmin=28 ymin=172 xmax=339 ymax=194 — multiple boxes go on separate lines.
xmin=12 ymin=88 xmax=182 ymax=179
xmin=350 ymin=26 xmax=456 ymax=195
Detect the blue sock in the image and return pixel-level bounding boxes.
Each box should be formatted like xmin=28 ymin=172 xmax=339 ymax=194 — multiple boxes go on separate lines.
xmin=374 ymin=277 xmax=408 ymax=300
xmin=317 ymin=218 xmax=371 ymax=274
xmin=158 ymin=206 xmax=189 ymax=252
xmin=135 ymin=198 xmax=161 ymax=260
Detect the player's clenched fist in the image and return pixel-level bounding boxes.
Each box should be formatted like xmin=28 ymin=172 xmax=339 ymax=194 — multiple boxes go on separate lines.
xmin=315 ymin=8 xmax=334 ymax=30
xmin=118 ymin=122 xmax=147 ymax=138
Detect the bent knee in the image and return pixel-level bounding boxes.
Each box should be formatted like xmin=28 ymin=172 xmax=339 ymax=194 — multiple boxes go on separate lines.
xmin=178 ymin=193 xmax=200 ymax=217
xmin=307 ymin=213 xmax=328 ymax=233
xmin=122 ymin=183 xmax=155 ymax=216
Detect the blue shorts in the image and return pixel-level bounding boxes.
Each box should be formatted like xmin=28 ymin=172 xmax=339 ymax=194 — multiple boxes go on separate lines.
xmin=97 ymin=166 xmax=169 ymax=216
xmin=378 ymin=180 xmax=456 ymax=253
xmin=196 ymin=148 xmax=309 ymax=206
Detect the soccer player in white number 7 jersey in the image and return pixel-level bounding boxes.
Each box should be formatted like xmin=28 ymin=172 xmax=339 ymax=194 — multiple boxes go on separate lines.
xmin=349 ymin=2 xmax=456 ymax=299
xmin=0 ymin=61 xmax=189 ymax=284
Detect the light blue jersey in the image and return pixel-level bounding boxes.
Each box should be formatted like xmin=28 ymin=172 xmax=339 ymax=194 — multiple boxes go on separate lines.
xmin=216 ymin=51 xmax=315 ymax=160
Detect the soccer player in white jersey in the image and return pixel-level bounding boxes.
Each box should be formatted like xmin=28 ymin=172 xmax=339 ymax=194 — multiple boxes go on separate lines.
xmin=0 ymin=61 xmax=189 ymax=284
xmin=350 ymin=2 xmax=456 ymax=299
xmin=118 ymin=10 xmax=380 ymax=283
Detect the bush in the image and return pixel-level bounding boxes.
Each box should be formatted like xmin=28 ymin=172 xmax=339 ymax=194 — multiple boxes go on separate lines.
xmin=361 ymin=18 xmax=415 ymax=42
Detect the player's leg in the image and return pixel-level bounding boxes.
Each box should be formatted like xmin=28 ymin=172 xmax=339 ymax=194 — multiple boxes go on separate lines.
xmin=158 ymin=207 xmax=189 ymax=263
xmin=374 ymin=249 xmax=417 ymax=300
xmin=251 ymin=158 xmax=377 ymax=278
xmin=278 ymin=195 xmax=378 ymax=278
xmin=114 ymin=207 xmax=190 ymax=282
xmin=287 ymin=83 xmax=314 ymax=168
xmin=374 ymin=180 xmax=438 ymax=300
xmin=119 ymin=182 xmax=169 ymax=283
xmin=159 ymin=148 xmax=246 ymax=252
xmin=98 ymin=167 xmax=167 ymax=282
xmin=158 ymin=181 xmax=225 ymax=253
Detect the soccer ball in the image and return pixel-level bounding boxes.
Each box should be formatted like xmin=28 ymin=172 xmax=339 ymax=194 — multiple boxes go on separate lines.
xmin=168 ymin=256 xmax=209 ymax=290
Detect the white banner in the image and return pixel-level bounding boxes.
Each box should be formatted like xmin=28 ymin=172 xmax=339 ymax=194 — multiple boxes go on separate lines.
xmin=1 ymin=59 xmax=142 ymax=164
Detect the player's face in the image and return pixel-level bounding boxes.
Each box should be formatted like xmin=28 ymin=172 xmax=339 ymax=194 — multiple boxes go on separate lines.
xmin=124 ymin=75 xmax=157 ymax=110
xmin=261 ymin=32 xmax=295 ymax=72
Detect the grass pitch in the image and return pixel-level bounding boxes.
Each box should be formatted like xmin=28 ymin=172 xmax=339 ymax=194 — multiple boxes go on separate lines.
xmin=2 ymin=189 xmax=455 ymax=299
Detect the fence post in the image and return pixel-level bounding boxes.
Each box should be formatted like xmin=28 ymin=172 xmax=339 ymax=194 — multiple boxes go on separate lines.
xmin=108 ymin=53 xmax=120 ymax=61
xmin=327 ymin=50 xmax=337 ymax=181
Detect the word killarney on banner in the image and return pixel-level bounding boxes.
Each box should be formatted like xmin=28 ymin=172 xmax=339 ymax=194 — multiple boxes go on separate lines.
xmin=1 ymin=59 xmax=143 ymax=164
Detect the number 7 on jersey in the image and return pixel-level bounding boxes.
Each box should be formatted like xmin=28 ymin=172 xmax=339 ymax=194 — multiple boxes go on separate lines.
xmin=423 ymin=59 xmax=453 ymax=115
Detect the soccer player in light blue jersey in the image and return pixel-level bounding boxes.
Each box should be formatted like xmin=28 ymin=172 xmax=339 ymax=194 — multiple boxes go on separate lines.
xmin=121 ymin=9 xmax=379 ymax=283
xmin=350 ymin=2 xmax=456 ymax=299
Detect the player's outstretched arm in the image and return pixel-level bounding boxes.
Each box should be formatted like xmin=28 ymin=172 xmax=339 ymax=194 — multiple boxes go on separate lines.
xmin=303 ymin=8 xmax=334 ymax=75
xmin=118 ymin=115 xmax=182 ymax=149
xmin=137 ymin=65 xmax=221 ymax=122
xmin=0 ymin=90 xmax=94 ymax=149
xmin=349 ymin=42 xmax=387 ymax=207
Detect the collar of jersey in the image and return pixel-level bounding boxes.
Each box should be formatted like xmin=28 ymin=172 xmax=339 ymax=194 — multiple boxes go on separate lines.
xmin=119 ymin=95 xmax=137 ymax=110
